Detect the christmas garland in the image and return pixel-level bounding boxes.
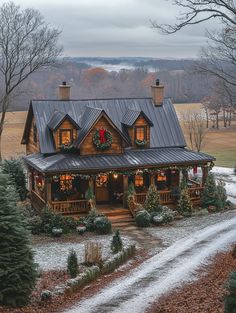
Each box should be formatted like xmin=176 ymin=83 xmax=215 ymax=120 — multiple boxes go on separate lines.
xmin=135 ymin=139 xmax=147 ymax=146
xmin=93 ymin=129 xmax=112 ymax=150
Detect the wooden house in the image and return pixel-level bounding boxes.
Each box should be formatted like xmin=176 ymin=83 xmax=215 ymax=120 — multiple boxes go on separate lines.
xmin=22 ymin=81 xmax=214 ymax=220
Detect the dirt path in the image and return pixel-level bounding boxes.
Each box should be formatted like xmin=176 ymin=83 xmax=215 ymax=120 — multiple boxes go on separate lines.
xmin=62 ymin=216 xmax=236 ymax=313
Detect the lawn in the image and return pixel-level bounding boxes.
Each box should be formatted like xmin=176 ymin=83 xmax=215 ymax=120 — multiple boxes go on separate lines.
xmin=1 ymin=105 xmax=236 ymax=168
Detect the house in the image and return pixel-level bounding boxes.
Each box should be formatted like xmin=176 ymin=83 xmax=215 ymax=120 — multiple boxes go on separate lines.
xmin=21 ymin=80 xmax=215 ymax=218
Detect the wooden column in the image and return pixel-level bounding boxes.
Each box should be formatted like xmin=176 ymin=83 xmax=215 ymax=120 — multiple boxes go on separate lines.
xmin=202 ymin=165 xmax=208 ymax=186
xmin=150 ymin=173 xmax=155 ymax=185
xmin=46 ymin=177 xmax=52 ymax=204
xmin=123 ymin=175 xmax=129 ymax=207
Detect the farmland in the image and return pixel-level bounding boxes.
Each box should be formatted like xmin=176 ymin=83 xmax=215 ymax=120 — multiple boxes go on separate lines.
xmin=2 ymin=104 xmax=236 ymax=167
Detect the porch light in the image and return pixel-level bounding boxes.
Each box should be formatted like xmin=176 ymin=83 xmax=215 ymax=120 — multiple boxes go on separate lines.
xmin=113 ymin=173 xmax=118 ymax=179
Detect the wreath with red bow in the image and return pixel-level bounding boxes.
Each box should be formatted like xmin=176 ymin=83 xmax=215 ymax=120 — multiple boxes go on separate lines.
xmin=93 ymin=128 xmax=112 ymax=150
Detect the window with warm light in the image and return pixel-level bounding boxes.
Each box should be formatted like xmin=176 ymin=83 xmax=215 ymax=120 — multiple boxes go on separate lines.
xmin=60 ymin=174 xmax=73 ymax=191
xmin=59 ymin=129 xmax=73 ymax=146
xmin=135 ymin=175 xmax=144 ymax=187
xmin=157 ymin=171 xmax=167 ymax=182
xmin=135 ymin=126 xmax=146 ymax=141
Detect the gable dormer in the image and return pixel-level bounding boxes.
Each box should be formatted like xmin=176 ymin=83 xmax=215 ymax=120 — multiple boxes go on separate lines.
xmin=47 ymin=110 xmax=80 ymax=151
xmin=73 ymin=106 xmax=129 ymax=156
xmin=122 ymin=109 xmax=153 ymax=148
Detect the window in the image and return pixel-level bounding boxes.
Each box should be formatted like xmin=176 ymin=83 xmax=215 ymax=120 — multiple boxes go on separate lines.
xmin=59 ymin=129 xmax=73 ymax=146
xmin=134 ymin=175 xmax=144 ymax=187
xmin=60 ymin=174 xmax=73 ymax=191
xmin=33 ymin=123 xmax=37 ymax=144
xmin=135 ymin=126 xmax=146 ymax=141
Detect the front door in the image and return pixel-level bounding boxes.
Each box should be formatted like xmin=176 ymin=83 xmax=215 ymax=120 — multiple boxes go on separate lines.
xmin=95 ymin=174 xmax=123 ymax=204
xmin=95 ymin=174 xmax=109 ymax=203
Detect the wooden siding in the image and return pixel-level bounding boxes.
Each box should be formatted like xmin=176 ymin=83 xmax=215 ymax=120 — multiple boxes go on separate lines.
xmin=26 ymin=117 xmax=40 ymax=155
xmin=80 ymin=115 xmax=124 ymax=155
xmin=54 ymin=119 xmax=78 ymax=151
xmin=128 ymin=116 xmax=150 ymax=148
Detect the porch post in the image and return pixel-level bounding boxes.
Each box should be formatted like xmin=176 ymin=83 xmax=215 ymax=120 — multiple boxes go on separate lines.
xmin=202 ymin=165 xmax=208 ymax=186
xmin=123 ymin=175 xmax=129 ymax=207
xmin=46 ymin=177 xmax=52 ymax=204
xmin=150 ymin=173 xmax=155 ymax=185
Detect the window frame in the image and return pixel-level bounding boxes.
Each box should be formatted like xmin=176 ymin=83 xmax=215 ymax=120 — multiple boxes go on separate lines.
xmin=134 ymin=174 xmax=144 ymax=187
xmin=59 ymin=128 xmax=73 ymax=146
xmin=134 ymin=125 xmax=147 ymax=142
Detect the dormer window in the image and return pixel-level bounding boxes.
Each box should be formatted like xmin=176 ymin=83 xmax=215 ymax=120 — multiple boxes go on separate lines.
xmin=59 ymin=129 xmax=73 ymax=146
xmin=135 ymin=126 xmax=146 ymax=142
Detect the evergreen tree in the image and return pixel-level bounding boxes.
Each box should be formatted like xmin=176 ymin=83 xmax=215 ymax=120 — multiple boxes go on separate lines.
xmin=201 ymin=173 xmax=217 ymax=208
xmin=144 ymin=184 xmax=160 ymax=212
xmin=111 ymin=230 xmax=123 ymax=254
xmin=1 ymin=159 xmax=27 ymax=201
xmin=224 ymin=272 xmax=236 ymax=313
xmin=67 ymin=249 xmax=78 ymax=278
xmin=127 ymin=182 xmax=136 ymax=197
xmin=178 ymin=186 xmax=193 ymax=216
xmin=0 ymin=174 xmax=37 ymax=307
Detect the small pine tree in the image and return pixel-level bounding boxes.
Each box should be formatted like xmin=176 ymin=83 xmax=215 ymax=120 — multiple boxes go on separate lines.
xmin=201 ymin=173 xmax=217 ymax=208
xmin=1 ymin=159 xmax=27 ymax=201
xmin=67 ymin=249 xmax=78 ymax=278
xmin=0 ymin=174 xmax=37 ymax=307
xmin=144 ymin=184 xmax=160 ymax=212
xmin=86 ymin=186 xmax=96 ymax=209
xmin=178 ymin=186 xmax=193 ymax=216
xmin=224 ymin=272 xmax=236 ymax=313
xmin=111 ymin=230 xmax=123 ymax=254
xmin=127 ymin=182 xmax=136 ymax=197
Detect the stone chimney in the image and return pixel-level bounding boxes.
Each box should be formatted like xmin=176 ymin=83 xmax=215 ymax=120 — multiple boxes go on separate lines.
xmin=58 ymin=81 xmax=71 ymax=100
xmin=151 ymin=79 xmax=164 ymax=106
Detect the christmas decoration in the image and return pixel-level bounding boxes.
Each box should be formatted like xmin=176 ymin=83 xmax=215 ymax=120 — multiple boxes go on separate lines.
xmin=93 ymin=128 xmax=112 ymax=150
xmin=135 ymin=139 xmax=147 ymax=146
xmin=178 ymin=186 xmax=193 ymax=216
xmin=144 ymin=184 xmax=161 ymax=212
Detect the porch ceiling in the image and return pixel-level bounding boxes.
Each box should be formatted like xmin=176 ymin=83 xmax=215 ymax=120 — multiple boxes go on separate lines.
xmin=23 ymin=147 xmax=215 ymax=174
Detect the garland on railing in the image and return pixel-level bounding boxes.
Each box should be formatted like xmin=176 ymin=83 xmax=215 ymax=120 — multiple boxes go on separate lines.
xmin=47 ymin=161 xmax=214 ymax=182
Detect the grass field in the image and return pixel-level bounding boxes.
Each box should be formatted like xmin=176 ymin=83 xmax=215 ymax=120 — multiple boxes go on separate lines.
xmin=1 ymin=104 xmax=236 ymax=167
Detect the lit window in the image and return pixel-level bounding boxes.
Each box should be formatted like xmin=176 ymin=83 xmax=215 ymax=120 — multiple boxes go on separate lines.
xmin=157 ymin=171 xmax=167 ymax=182
xmin=59 ymin=129 xmax=72 ymax=146
xmin=96 ymin=174 xmax=108 ymax=187
xmin=60 ymin=174 xmax=73 ymax=191
xmin=135 ymin=126 xmax=146 ymax=141
xmin=135 ymin=175 xmax=144 ymax=187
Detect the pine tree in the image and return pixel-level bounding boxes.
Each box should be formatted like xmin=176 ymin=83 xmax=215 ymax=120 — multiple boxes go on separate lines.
xmin=178 ymin=186 xmax=193 ymax=216
xmin=67 ymin=249 xmax=78 ymax=278
xmin=127 ymin=182 xmax=136 ymax=197
xmin=1 ymin=159 xmax=27 ymax=201
xmin=201 ymin=173 xmax=217 ymax=208
xmin=0 ymin=174 xmax=37 ymax=307
xmin=111 ymin=230 xmax=123 ymax=254
xmin=144 ymin=184 xmax=160 ymax=212
xmin=224 ymin=272 xmax=236 ymax=313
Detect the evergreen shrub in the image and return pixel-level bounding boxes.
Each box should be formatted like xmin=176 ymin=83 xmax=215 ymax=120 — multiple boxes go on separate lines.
xmin=111 ymin=230 xmax=123 ymax=254
xmin=0 ymin=174 xmax=37 ymax=307
xmin=224 ymin=272 xmax=236 ymax=313
xmin=67 ymin=249 xmax=78 ymax=278
xmin=178 ymin=186 xmax=193 ymax=217
xmin=135 ymin=210 xmax=151 ymax=227
xmin=144 ymin=184 xmax=161 ymax=212
xmin=94 ymin=216 xmax=112 ymax=234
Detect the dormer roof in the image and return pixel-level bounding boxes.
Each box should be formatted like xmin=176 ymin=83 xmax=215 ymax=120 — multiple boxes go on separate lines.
xmin=47 ymin=110 xmax=80 ymax=131
xmin=122 ymin=108 xmax=154 ymax=127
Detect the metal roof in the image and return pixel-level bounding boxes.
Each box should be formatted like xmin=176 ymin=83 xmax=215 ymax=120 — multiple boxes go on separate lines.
xmin=23 ymin=147 xmax=214 ymax=173
xmin=122 ymin=108 xmax=153 ymax=127
xmin=47 ymin=110 xmax=80 ymax=131
xmin=22 ymin=97 xmax=186 ymax=154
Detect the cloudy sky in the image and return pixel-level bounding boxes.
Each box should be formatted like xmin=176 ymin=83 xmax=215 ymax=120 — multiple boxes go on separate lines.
xmin=1 ymin=0 xmax=219 ymax=58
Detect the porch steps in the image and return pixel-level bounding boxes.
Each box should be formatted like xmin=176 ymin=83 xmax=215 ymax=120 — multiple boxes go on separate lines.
xmin=99 ymin=207 xmax=135 ymax=227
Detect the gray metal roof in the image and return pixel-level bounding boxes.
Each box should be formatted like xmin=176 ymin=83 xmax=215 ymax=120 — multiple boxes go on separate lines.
xmin=47 ymin=110 xmax=80 ymax=131
xmin=23 ymin=147 xmax=214 ymax=173
xmin=122 ymin=108 xmax=153 ymax=126
xmin=23 ymin=97 xmax=186 ymax=154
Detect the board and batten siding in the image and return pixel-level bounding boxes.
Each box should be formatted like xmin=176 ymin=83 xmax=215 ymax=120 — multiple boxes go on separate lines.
xmin=26 ymin=117 xmax=40 ymax=155
xmin=80 ymin=116 xmax=124 ymax=156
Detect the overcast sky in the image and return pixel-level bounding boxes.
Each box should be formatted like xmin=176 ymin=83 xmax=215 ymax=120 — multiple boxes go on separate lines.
xmin=1 ymin=0 xmax=220 ymax=58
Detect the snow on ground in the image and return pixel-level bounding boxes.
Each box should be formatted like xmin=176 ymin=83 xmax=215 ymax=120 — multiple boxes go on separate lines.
xmin=63 ymin=216 xmax=236 ymax=313
xmin=34 ymin=235 xmax=134 ymax=271
xmin=212 ymin=166 xmax=236 ymax=204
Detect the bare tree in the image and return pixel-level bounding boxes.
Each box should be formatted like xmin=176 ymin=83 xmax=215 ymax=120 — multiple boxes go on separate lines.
xmin=152 ymin=0 xmax=236 ymax=99
xmin=0 ymin=2 xmax=62 ymax=160
xmin=182 ymin=111 xmax=207 ymax=152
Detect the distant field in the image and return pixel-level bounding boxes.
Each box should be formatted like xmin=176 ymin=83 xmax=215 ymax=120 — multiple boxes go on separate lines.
xmin=1 ymin=104 xmax=236 ymax=167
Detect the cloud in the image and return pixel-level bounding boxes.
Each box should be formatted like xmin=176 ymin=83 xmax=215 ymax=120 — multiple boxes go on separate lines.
xmin=4 ymin=0 xmax=220 ymax=58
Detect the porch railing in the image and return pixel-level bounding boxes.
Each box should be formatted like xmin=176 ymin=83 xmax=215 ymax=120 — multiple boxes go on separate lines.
xmin=31 ymin=190 xmax=46 ymax=212
xmin=136 ymin=186 xmax=204 ymax=205
xmin=50 ymin=200 xmax=89 ymax=215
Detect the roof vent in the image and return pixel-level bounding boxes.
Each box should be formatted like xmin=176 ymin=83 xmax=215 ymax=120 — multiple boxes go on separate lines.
xmin=58 ymin=81 xmax=71 ymax=100
xmin=151 ymin=79 xmax=164 ymax=106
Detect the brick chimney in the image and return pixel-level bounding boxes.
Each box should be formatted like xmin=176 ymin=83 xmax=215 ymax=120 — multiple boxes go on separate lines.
xmin=151 ymin=79 xmax=164 ymax=106
xmin=58 ymin=81 xmax=71 ymax=100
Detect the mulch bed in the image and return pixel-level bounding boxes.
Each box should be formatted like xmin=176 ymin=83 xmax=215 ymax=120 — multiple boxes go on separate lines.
xmin=149 ymin=247 xmax=236 ymax=313
xmin=0 ymin=249 xmax=149 ymax=313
